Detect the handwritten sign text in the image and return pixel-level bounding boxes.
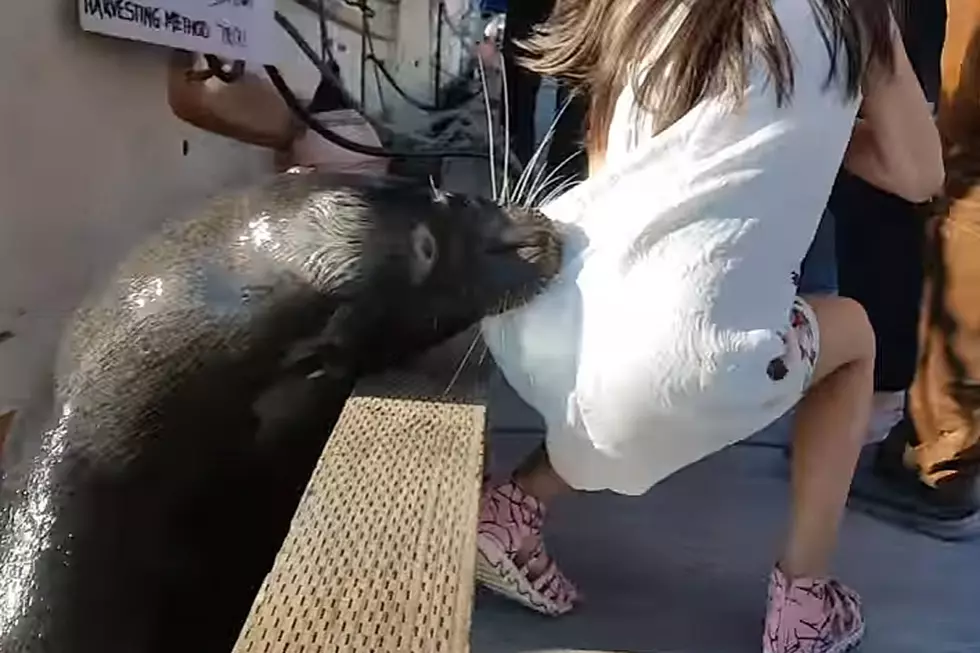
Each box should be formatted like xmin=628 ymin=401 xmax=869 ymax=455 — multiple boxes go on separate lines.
xmin=79 ymin=0 xmax=275 ymax=63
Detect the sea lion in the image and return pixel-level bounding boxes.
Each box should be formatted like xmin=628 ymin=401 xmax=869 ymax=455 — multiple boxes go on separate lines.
xmin=0 ymin=170 xmax=562 ymax=653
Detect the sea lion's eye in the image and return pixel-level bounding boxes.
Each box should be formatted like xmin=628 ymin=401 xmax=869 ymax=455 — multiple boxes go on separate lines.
xmin=419 ymin=234 xmax=435 ymax=260
xmin=409 ymin=223 xmax=438 ymax=285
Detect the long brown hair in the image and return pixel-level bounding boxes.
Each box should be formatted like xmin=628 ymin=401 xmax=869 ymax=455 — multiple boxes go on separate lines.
xmin=520 ymin=0 xmax=900 ymax=166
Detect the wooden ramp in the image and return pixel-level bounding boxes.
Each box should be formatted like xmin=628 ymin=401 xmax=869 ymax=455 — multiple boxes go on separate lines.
xmin=233 ymin=332 xmax=490 ymax=653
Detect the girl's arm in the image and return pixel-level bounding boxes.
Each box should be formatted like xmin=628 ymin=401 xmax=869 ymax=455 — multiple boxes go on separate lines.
xmin=842 ymin=15 xmax=945 ymax=203
xmin=167 ymin=50 xmax=302 ymax=151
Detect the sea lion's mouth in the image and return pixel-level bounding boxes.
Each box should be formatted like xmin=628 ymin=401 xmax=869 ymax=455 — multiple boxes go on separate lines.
xmin=490 ymin=211 xmax=564 ymax=314
xmin=483 ymin=245 xmax=562 ymax=317
xmin=487 ymin=287 xmax=543 ymax=316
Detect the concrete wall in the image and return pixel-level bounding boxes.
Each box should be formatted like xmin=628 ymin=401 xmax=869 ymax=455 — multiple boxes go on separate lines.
xmin=0 ymin=0 xmax=272 ymax=416
xmin=0 ymin=0 xmax=469 ymax=423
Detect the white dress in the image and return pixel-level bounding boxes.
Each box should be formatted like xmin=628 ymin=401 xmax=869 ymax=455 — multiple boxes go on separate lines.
xmin=481 ymin=0 xmax=862 ymax=496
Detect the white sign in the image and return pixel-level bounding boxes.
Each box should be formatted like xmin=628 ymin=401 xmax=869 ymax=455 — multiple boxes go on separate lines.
xmin=79 ymin=0 xmax=277 ymax=64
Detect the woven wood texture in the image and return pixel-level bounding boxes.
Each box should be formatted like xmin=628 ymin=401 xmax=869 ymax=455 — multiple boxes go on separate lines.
xmin=233 ymin=329 xmax=490 ymax=653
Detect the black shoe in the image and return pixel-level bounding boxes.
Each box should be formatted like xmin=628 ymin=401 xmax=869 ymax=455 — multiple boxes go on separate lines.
xmin=849 ymin=418 xmax=980 ymax=541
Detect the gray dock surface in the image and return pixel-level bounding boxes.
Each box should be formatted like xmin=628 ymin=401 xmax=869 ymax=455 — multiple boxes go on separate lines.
xmin=472 ymin=372 xmax=980 ymax=653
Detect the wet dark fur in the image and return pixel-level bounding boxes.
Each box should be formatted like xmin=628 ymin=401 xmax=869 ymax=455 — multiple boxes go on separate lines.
xmin=0 ymin=170 xmax=561 ymax=653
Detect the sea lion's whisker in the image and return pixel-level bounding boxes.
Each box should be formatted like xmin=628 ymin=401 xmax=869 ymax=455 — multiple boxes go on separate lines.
xmin=428 ymin=175 xmax=449 ymax=204
xmin=524 ymin=145 xmax=582 ymax=209
xmin=512 ymin=119 xmax=559 ymax=206
xmin=525 ymin=146 xmax=584 ymax=208
xmin=476 ymin=53 xmax=497 ymax=202
xmin=477 ymin=338 xmax=490 ymax=367
xmin=525 ymin=147 xmax=582 ymax=202
xmin=524 ymin=157 xmax=555 ymax=209
xmin=512 ymin=145 xmax=537 ymax=206
xmin=515 ymin=92 xmax=576 ymax=204
xmin=513 ymin=91 xmax=576 ymax=207
xmin=501 ymin=289 xmax=513 ymax=314
xmin=513 ymin=127 xmax=555 ymax=207
xmin=499 ymin=51 xmax=511 ymax=204
xmin=538 ymin=176 xmax=580 ymax=207
xmin=444 ymin=329 xmax=482 ymax=396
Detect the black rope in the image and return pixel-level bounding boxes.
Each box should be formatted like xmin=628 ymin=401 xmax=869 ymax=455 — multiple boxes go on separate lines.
xmin=261 ymin=7 xmax=491 ymax=160
xmin=271 ymin=11 xmax=489 ymax=160
xmin=346 ymin=0 xmax=479 ymax=113
xmin=370 ymin=56 xmax=479 ymax=112
xmin=291 ymin=0 xmax=479 ymax=113
xmin=364 ymin=13 xmax=479 ymax=112
xmin=340 ymin=0 xmax=375 ymax=17
xmin=203 ymin=55 xmax=245 ymax=83
xmin=266 ymin=65 xmax=488 ymax=160
xmin=274 ymin=11 xmax=362 ymax=111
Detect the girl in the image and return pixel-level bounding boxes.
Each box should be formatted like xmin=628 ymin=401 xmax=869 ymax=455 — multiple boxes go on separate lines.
xmin=477 ymin=1 xmax=942 ymax=652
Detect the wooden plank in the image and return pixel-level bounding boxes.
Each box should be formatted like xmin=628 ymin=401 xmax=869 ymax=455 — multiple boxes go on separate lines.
xmin=233 ymin=333 xmax=489 ymax=653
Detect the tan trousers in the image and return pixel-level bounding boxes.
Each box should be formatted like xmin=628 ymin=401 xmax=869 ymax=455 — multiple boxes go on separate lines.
xmin=908 ymin=163 xmax=980 ymax=488
xmin=905 ymin=1 xmax=980 ymax=490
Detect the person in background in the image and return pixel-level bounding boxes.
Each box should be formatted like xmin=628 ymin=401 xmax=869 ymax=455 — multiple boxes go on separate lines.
xmin=167 ymin=50 xmax=388 ymax=176
xmin=851 ymin=0 xmax=980 ymax=541
xmin=833 ymin=0 xmax=947 ymax=444
xmin=501 ymin=0 xmax=588 ymax=180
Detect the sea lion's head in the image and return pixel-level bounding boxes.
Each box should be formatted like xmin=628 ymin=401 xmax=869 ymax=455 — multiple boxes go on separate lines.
xmin=280 ymin=171 xmax=564 ymax=370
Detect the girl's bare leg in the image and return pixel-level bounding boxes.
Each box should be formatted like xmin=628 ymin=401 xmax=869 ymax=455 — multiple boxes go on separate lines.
xmin=765 ymin=295 xmax=874 ymax=653
xmin=475 ymin=443 xmax=580 ymax=616
xmin=782 ymin=295 xmax=875 ymax=578
xmin=513 ymin=444 xmax=573 ymax=502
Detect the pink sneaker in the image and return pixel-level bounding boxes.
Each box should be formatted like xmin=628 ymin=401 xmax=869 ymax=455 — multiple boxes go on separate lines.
xmin=475 ymin=481 xmax=580 ymax=616
xmin=763 ymin=566 xmax=865 ymax=653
